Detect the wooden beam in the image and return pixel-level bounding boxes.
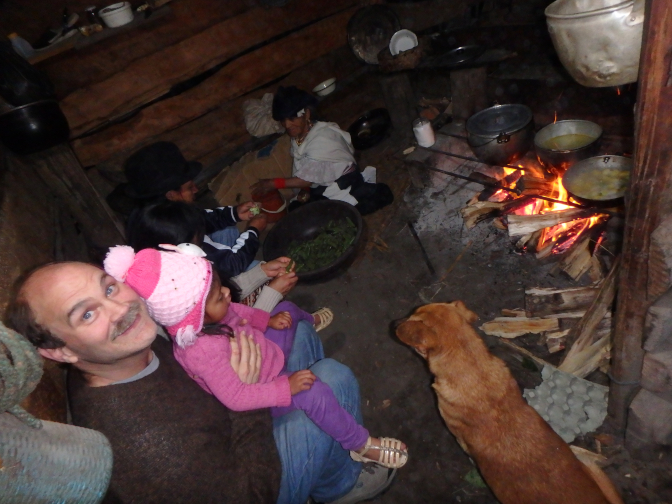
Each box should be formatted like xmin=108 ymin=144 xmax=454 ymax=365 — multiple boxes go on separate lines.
xmin=61 ymin=0 xmax=356 ymax=136
xmin=609 ymin=0 xmax=672 ymax=433
xmin=71 ymin=8 xmax=357 ymax=167
xmin=11 ymin=145 xmax=125 ymax=248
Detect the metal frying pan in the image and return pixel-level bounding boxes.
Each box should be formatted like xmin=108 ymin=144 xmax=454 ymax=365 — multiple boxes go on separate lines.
xmin=562 ymin=155 xmax=632 ymax=205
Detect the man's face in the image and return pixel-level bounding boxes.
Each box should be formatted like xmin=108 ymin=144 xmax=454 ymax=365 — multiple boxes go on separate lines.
xmin=168 ymin=180 xmax=199 ymax=203
xmin=24 ymin=263 xmax=157 ymax=365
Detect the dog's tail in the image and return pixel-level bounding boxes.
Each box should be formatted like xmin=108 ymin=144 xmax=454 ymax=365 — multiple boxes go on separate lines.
xmin=570 ymin=446 xmax=624 ymax=504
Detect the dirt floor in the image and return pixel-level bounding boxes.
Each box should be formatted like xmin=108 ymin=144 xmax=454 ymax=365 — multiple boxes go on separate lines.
xmin=262 ymin=7 xmax=672 ymax=504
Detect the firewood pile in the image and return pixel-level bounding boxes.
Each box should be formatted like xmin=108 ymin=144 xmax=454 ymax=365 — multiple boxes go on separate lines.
xmin=481 ymin=258 xmax=620 ymax=379
xmin=460 ymin=163 xmax=614 ymax=283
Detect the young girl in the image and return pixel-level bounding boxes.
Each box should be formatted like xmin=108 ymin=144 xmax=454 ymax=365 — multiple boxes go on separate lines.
xmin=104 ymin=244 xmax=408 ymax=469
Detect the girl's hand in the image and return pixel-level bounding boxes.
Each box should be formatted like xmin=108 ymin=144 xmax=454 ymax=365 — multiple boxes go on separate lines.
xmin=230 ymin=331 xmax=261 ymax=384
xmin=261 ymin=257 xmax=293 ymax=278
xmin=268 ymin=272 xmax=298 ymax=297
xmin=250 ymin=179 xmax=275 ymax=193
xmin=269 ymin=311 xmax=292 ymax=330
xmin=236 ymin=201 xmax=257 ymax=221
xmin=289 ymin=370 xmax=316 ymax=395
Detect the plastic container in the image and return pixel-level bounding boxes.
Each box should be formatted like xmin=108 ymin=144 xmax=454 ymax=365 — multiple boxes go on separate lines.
xmin=412 ymin=118 xmax=435 ymax=148
xmin=98 ymin=2 xmax=134 ymax=28
xmin=7 ymin=33 xmax=34 ymax=59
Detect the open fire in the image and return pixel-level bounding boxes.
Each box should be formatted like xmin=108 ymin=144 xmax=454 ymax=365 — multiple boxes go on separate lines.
xmin=460 ymin=158 xmax=611 ymax=281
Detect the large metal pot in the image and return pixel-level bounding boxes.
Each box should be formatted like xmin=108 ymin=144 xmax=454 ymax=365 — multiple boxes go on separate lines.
xmin=0 ymin=100 xmax=70 ymax=155
xmin=545 ymin=0 xmax=645 ymax=87
xmin=465 ymin=104 xmax=534 ymax=166
xmin=562 ymin=154 xmax=632 ymax=205
xmin=534 ymin=119 xmax=603 ymax=174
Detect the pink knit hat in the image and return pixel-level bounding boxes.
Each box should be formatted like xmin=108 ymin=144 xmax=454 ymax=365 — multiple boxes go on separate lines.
xmin=103 ymin=244 xmax=212 ymax=348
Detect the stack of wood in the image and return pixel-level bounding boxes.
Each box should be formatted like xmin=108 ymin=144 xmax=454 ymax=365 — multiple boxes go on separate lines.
xmin=459 ymin=169 xmax=611 ymax=282
xmin=480 ymin=258 xmax=620 ymax=379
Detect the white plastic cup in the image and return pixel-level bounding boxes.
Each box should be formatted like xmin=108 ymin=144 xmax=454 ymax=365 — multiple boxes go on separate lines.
xmin=413 ymin=118 xmax=435 ymax=148
xmin=99 ymin=2 xmax=134 ymax=28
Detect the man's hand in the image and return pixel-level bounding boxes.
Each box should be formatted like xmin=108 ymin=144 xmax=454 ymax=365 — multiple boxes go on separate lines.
xmin=236 ymin=201 xmax=258 ymax=221
xmin=250 ymin=179 xmax=276 ymax=194
xmin=268 ymin=272 xmax=298 ymax=296
xmin=261 ymin=257 xmax=293 ymax=278
xmin=248 ymin=213 xmax=267 ymax=233
xmin=230 ymin=331 xmax=261 ymax=384
xmin=289 ymin=370 xmax=316 ymax=395
xmin=268 ymin=311 xmax=292 ymax=330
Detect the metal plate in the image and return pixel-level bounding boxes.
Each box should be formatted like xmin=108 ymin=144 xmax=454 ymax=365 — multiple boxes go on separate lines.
xmin=347 ymin=6 xmax=401 ymax=65
xmin=420 ymin=44 xmax=486 ymax=69
xmin=562 ymin=155 xmax=632 ymax=202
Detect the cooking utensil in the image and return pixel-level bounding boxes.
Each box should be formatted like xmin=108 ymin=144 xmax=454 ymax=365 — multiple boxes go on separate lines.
xmin=534 ymin=119 xmax=603 ymax=173
xmin=545 ymin=0 xmax=644 ymax=87
xmin=419 ymin=44 xmax=486 ymax=69
xmin=312 ymin=77 xmax=336 ymax=97
xmin=465 ymin=104 xmax=534 ymax=166
xmin=263 ymin=200 xmax=363 ymax=281
xmin=347 ymin=6 xmax=401 ymax=64
xmin=0 ymin=100 xmax=70 ymax=155
xmin=347 ymin=108 xmax=392 ymax=150
xmin=99 ymin=2 xmax=134 ymax=28
xmin=562 ymin=155 xmax=632 ymax=205
xmin=389 ymin=29 xmax=418 ymax=56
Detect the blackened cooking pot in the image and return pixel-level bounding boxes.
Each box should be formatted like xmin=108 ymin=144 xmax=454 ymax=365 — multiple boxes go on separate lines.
xmin=466 ymin=104 xmax=534 ymax=166
xmin=0 ymin=100 xmax=70 ymax=155
xmin=263 ymin=200 xmax=363 ymax=282
xmin=534 ymin=119 xmax=602 ymax=175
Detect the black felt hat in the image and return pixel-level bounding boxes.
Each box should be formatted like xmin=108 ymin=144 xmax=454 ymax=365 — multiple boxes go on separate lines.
xmin=124 ymin=142 xmax=202 ymax=200
xmin=272 ymin=86 xmax=319 ymax=121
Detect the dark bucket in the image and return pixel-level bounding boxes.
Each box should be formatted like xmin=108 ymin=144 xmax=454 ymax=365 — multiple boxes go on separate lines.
xmin=0 ymin=100 xmax=70 ymax=155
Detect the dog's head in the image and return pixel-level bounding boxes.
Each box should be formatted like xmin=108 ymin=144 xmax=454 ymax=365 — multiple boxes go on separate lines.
xmin=395 ymin=301 xmax=478 ymax=359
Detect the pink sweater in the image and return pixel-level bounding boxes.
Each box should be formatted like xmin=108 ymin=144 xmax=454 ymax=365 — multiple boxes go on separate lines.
xmin=172 ymin=303 xmax=291 ymax=411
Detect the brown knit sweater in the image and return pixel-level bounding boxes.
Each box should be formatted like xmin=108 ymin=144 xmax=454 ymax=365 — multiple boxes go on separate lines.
xmin=68 ymin=336 xmax=281 ymax=504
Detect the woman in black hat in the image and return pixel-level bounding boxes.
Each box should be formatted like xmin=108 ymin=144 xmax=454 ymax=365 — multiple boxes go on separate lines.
xmin=250 ymin=87 xmax=393 ymax=216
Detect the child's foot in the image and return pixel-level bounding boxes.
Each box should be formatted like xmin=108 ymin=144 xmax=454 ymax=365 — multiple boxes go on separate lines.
xmin=311 ymin=307 xmax=334 ymax=332
xmin=350 ymin=436 xmax=408 ymax=469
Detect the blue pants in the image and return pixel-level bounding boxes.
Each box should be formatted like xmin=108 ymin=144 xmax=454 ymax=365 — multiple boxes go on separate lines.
xmin=267 ymin=303 xmax=369 ymax=452
xmin=273 ymin=320 xmax=362 ymax=504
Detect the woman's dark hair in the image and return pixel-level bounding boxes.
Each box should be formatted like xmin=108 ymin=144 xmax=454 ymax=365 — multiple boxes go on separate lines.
xmin=126 ymin=201 xmax=206 ymax=252
xmin=126 ymin=201 xmax=241 ymax=302
xmin=272 ymin=86 xmax=319 ymax=121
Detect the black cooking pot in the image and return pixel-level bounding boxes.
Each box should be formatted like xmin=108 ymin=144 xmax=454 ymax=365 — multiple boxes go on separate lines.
xmin=0 ymin=100 xmax=70 ymax=155
xmin=466 ymin=104 xmax=534 ymax=166
xmin=347 ymin=108 xmax=392 ymax=150
xmin=263 ymin=200 xmax=363 ymax=282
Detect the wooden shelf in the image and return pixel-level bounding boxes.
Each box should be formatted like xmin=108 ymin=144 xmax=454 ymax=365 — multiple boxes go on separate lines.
xmin=28 ymin=5 xmax=171 ymax=65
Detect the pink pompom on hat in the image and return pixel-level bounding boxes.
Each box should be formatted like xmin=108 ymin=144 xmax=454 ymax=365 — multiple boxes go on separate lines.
xmin=103 ymin=243 xmax=212 ymax=348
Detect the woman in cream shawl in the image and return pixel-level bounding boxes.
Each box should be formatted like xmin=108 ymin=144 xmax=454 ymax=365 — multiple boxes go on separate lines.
xmin=250 ymin=87 xmax=393 ymax=215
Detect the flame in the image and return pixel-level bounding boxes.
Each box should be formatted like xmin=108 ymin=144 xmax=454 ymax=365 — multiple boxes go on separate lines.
xmin=553 ymin=111 xmax=558 ymax=123
xmin=616 ymin=87 xmax=621 ymax=96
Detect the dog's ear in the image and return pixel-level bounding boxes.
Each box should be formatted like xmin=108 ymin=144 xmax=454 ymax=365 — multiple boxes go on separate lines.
xmin=395 ymin=319 xmax=432 ymax=356
xmin=451 ymin=300 xmax=478 ymax=325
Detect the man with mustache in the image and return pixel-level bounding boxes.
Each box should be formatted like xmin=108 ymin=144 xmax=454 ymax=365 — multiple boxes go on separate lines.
xmin=6 ymin=261 xmax=395 ymax=504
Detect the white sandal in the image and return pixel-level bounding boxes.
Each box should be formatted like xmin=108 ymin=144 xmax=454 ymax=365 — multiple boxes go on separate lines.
xmin=350 ymin=436 xmax=408 ymax=469
xmin=312 ymin=307 xmax=334 ymax=332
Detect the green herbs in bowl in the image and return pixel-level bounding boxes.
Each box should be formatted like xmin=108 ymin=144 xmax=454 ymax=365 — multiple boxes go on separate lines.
xmin=287 ymin=219 xmax=357 ymax=273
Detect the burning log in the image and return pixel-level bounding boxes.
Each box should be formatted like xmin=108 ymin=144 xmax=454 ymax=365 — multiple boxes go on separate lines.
xmin=480 ymin=317 xmax=559 ymax=338
xmin=506 ymin=208 xmax=604 ymax=237
xmin=461 ymin=195 xmax=536 ymax=229
xmin=517 ymin=172 xmax=557 ymax=196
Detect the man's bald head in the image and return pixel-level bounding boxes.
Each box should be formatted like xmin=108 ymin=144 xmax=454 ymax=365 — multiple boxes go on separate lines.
xmin=6 ymin=261 xmax=157 ymax=368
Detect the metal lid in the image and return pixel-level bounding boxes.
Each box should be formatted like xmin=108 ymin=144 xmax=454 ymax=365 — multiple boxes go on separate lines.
xmin=466 ymin=104 xmax=533 ymax=138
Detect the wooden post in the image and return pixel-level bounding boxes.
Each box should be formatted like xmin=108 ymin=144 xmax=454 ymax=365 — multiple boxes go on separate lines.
xmin=11 ymin=144 xmax=125 ymax=248
xmin=379 ymin=73 xmax=416 ymax=140
xmin=450 ymin=67 xmax=488 ymax=120
xmin=608 ymin=0 xmax=672 ymax=433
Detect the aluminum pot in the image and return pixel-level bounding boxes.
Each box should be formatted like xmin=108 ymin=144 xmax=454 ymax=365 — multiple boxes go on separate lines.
xmin=466 ymin=104 xmax=534 ymax=166
xmin=545 ymin=0 xmax=645 ymax=87
xmin=562 ymin=154 xmax=632 ymax=205
xmin=534 ymin=119 xmax=603 ymax=174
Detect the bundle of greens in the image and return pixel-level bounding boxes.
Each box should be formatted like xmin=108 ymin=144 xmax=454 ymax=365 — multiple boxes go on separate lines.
xmin=286 ymin=218 xmax=358 ymax=272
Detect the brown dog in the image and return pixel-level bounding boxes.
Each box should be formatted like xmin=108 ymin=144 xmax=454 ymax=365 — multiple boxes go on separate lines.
xmin=396 ymin=301 xmax=623 ymax=504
